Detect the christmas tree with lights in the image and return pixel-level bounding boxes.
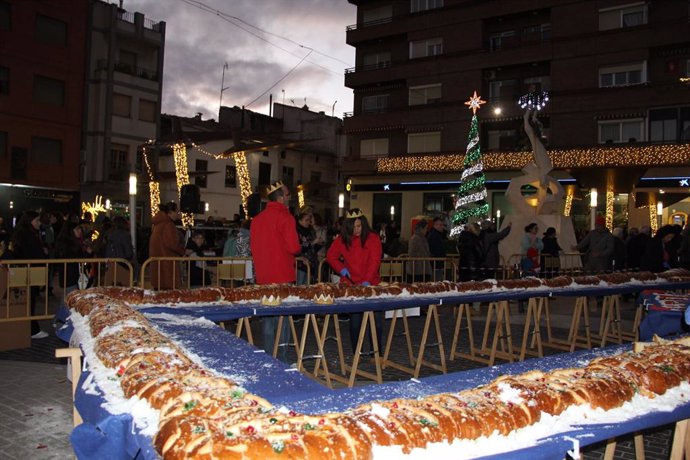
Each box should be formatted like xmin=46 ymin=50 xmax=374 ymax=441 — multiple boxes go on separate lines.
xmin=450 ymin=91 xmax=490 ymax=237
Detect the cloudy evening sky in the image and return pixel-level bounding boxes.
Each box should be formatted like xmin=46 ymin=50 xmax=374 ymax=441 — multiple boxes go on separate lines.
xmin=121 ymin=0 xmax=356 ymax=120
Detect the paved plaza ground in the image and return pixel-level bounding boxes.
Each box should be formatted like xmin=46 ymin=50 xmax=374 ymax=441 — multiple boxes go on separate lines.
xmin=0 ymin=294 xmax=678 ymax=459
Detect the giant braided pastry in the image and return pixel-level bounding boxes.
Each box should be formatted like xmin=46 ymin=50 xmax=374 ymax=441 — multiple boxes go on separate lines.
xmin=65 ymin=270 xmax=690 ymax=459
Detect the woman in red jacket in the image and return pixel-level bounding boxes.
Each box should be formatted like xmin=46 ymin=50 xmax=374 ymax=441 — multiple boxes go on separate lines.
xmin=327 ymin=209 xmax=383 ymax=354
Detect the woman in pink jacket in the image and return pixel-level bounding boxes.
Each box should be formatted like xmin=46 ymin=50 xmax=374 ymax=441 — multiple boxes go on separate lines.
xmin=327 ymin=209 xmax=383 ymax=354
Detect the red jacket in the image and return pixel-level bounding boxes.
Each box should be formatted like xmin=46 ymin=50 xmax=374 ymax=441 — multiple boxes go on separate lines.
xmin=327 ymin=232 xmax=382 ymax=285
xmin=250 ymin=201 xmax=301 ymax=284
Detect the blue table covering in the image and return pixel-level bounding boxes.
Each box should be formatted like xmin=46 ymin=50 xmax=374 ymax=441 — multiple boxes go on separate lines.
xmin=65 ymin=280 xmax=690 ymax=459
xmin=639 ymin=290 xmax=690 ymax=340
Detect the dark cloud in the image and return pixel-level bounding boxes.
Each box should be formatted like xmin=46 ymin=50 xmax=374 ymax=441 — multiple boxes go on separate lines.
xmin=121 ymin=0 xmax=355 ymax=119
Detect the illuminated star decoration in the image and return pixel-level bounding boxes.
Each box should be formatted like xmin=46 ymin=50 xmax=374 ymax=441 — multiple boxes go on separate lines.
xmin=81 ymin=195 xmax=107 ymax=220
xmin=464 ymin=90 xmax=486 ymax=115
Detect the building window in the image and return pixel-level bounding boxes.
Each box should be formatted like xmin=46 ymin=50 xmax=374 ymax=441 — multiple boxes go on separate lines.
xmin=135 ymin=148 xmax=144 ymax=173
xmin=109 ymin=143 xmax=128 ymax=179
xmin=258 ymin=162 xmax=271 ymax=186
xmin=35 ymin=14 xmax=67 ymax=46
xmin=423 ymin=193 xmax=454 ymax=213
xmin=523 ymin=76 xmax=551 ymax=93
xmin=411 ymin=0 xmax=443 ymax=13
xmin=408 ymin=131 xmax=441 ymax=153
xmin=225 ymin=165 xmax=237 ymax=188
xmin=282 ymin=166 xmax=294 ymax=189
xmin=409 ymin=37 xmax=442 ymax=59
xmin=361 ymin=5 xmax=392 ymax=26
xmin=487 ymin=129 xmax=517 ymax=150
xmin=0 ymin=66 xmax=8 ymax=94
xmin=488 ymin=79 xmax=518 ymax=102
xmin=138 ymin=99 xmax=156 ymax=122
xmin=489 ymin=30 xmax=515 ymax=51
xmin=598 ymin=119 xmax=644 ymax=143
xmin=0 ymin=1 xmax=10 ymax=30
xmin=599 ymin=61 xmax=646 ymax=87
xmin=599 ymin=2 xmax=647 ymax=31
xmin=310 ymin=171 xmax=321 ymax=196
xmin=33 ymin=75 xmax=65 ymax=106
xmin=31 ymin=136 xmax=62 ymax=164
xmin=360 ymin=138 xmax=389 ymax=158
xmin=522 ymin=23 xmax=551 ymax=42
xmin=362 ymin=94 xmax=389 ymax=113
xmin=362 ymin=51 xmax=391 ymax=70
xmin=113 ymin=93 xmax=132 ymax=117
xmin=118 ymin=50 xmax=137 ymax=75
xmin=409 ymin=84 xmax=441 ymax=106
xmin=0 ymin=130 xmax=7 ymax=158
xmin=195 ymin=159 xmax=208 ymax=188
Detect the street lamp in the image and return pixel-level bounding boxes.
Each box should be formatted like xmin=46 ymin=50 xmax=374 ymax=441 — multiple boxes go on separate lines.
xmin=338 ymin=193 xmax=344 ymax=217
xmin=590 ymin=188 xmax=598 ymax=230
xmin=390 ymin=205 xmax=395 ymax=221
xmin=496 ymin=209 xmax=501 ymax=227
xmin=129 ymin=173 xmax=137 ymax=256
xmin=657 ymin=201 xmax=663 ymax=228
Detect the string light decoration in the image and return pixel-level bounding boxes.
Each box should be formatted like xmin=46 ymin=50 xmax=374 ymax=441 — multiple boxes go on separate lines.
xmin=142 ymin=144 xmax=160 ymax=217
xmin=149 ymin=181 xmax=160 ymax=218
xmin=81 ymin=195 xmax=107 ymax=220
xmin=296 ymin=184 xmax=305 ymax=209
xmin=606 ymin=183 xmax=614 ymax=231
xmin=564 ymin=186 xmax=574 ymax=217
xmin=649 ymin=203 xmax=658 ymax=235
xmin=377 ymin=144 xmax=690 ymax=174
xmin=450 ymin=92 xmax=489 ymax=237
xmin=233 ymin=151 xmax=252 ymax=218
xmin=518 ymin=91 xmax=549 ymax=110
xmin=172 ymin=143 xmax=194 ymax=227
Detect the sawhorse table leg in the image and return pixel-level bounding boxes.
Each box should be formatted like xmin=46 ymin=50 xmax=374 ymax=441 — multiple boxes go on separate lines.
xmin=55 ymin=347 xmax=83 ymax=427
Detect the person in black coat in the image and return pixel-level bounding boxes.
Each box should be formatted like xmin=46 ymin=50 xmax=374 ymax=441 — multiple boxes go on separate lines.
xmin=626 ymin=226 xmax=651 ymax=271
xmin=458 ymin=223 xmax=483 ymax=281
xmin=10 ymin=210 xmax=49 ymax=337
xmin=185 ymin=230 xmax=212 ymax=287
xmin=640 ymin=225 xmax=677 ymax=273
xmin=480 ymin=219 xmax=511 ymax=280
xmin=540 ymin=227 xmax=561 ymax=278
xmin=427 ymin=217 xmax=447 ymax=280
xmin=54 ymin=221 xmax=93 ymax=292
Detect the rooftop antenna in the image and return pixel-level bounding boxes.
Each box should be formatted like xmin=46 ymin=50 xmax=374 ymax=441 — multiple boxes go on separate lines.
xmin=219 ymin=62 xmax=229 ymax=117
xmin=332 ymin=100 xmax=337 ymax=117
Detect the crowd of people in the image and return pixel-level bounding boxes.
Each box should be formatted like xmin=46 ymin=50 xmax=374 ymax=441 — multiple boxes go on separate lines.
xmin=3 ymin=190 xmax=690 ymax=345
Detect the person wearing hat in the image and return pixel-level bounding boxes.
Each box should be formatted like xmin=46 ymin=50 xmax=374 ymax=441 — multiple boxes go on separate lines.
xmin=575 ymin=215 xmax=615 ymax=274
xmin=326 ymin=208 xmax=383 ymax=354
xmin=250 ymin=181 xmax=301 ymax=361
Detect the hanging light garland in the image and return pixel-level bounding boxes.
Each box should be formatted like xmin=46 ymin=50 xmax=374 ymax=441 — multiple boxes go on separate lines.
xmin=564 ymin=187 xmax=574 ymax=217
xmin=297 ymin=185 xmax=305 ymax=209
xmin=606 ymin=183 xmax=614 ymax=231
xmin=377 ymin=144 xmax=690 ymax=173
xmin=142 ymin=144 xmax=160 ymax=217
xmin=172 ymin=143 xmax=194 ymax=227
xmin=233 ymin=151 xmax=252 ymax=218
xmin=649 ymin=203 xmax=658 ymax=235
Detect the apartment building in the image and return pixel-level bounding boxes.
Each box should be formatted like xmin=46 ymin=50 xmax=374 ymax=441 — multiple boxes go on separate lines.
xmin=0 ymin=0 xmax=88 ymax=216
xmin=343 ymin=0 xmax=690 ymax=234
xmin=149 ymin=103 xmax=345 ymax=223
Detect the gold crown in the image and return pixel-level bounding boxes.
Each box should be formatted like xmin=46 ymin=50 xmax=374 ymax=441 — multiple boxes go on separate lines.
xmin=345 ymin=209 xmax=364 ymax=219
xmin=266 ymin=181 xmax=284 ymax=195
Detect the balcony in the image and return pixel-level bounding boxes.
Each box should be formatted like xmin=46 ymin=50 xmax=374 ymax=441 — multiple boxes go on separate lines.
xmin=96 ymin=59 xmax=160 ymax=82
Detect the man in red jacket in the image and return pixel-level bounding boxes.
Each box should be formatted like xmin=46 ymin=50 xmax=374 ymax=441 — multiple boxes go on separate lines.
xmin=250 ymin=181 xmax=300 ymax=361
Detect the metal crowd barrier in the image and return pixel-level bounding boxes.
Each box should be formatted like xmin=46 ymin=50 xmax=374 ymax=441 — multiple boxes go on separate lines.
xmin=0 ymin=258 xmax=134 ymax=323
xmin=139 ymin=256 xmax=312 ymax=290
xmin=317 ymin=257 xmax=459 ymax=284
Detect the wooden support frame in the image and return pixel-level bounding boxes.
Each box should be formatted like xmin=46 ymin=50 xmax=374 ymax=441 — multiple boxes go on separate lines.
xmin=542 ymin=295 xmax=592 ymax=352
xmin=55 ymin=347 xmax=83 ymax=427
xmin=450 ymin=301 xmax=515 ymax=366
xmin=234 ymin=317 xmax=254 ymax=344
xmin=380 ymin=304 xmax=447 ymax=378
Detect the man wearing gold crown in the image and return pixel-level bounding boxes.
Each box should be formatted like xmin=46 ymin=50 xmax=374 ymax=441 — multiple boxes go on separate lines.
xmin=250 ymin=180 xmax=301 ymax=361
